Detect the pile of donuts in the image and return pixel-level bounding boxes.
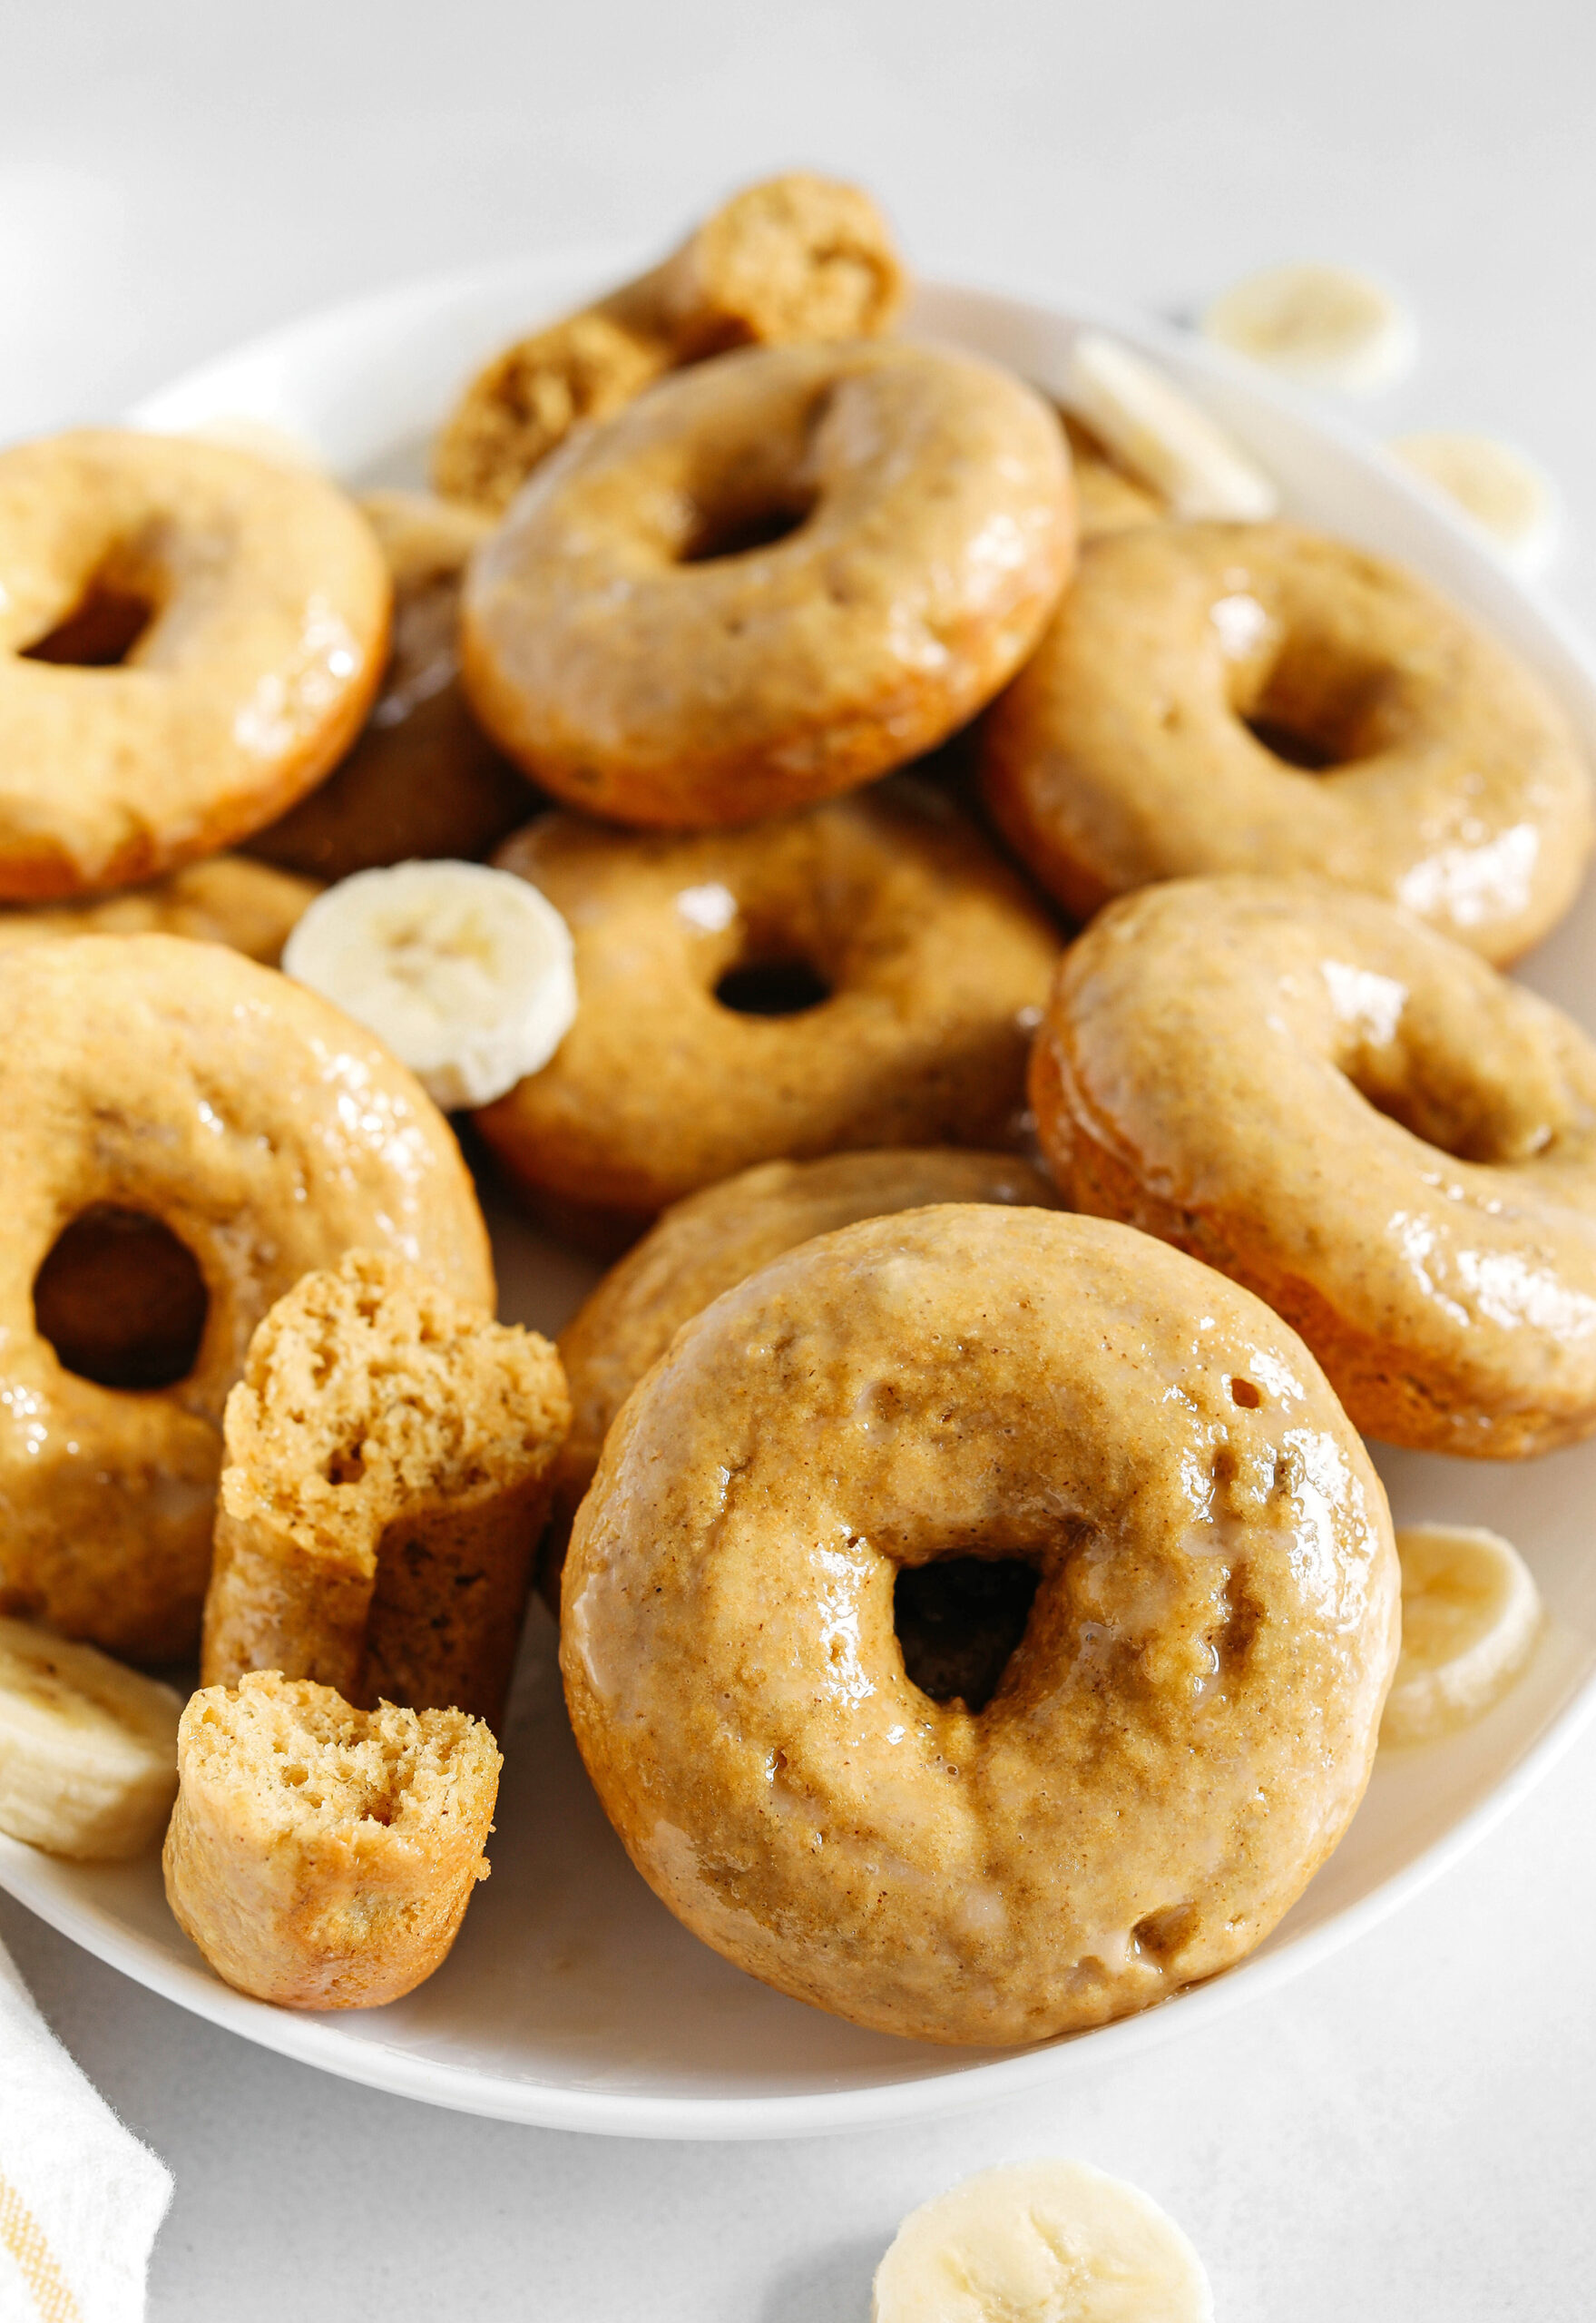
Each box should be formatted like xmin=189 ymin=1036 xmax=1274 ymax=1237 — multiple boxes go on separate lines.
xmin=0 ymin=172 xmax=1585 ymax=2046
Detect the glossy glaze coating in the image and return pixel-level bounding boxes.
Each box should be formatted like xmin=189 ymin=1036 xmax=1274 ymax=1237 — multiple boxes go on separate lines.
xmin=543 ymin=1148 xmax=1061 ymax=1592
xmin=475 ymin=782 xmax=1062 ymax=1221
xmin=0 ymin=430 xmax=390 ymax=899
xmin=1033 ymin=875 xmax=1596 ymax=1456
xmin=982 ymin=521 xmax=1591 ymax=962
xmin=0 ymin=936 xmax=493 ymax=1661
xmin=563 ymin=1206 xmax=1397 ymax=2045
xmin=460 ymin=340 xmax=1074 ymax=827
xmin=433 ymin=172 xmax=906 ymax=514
xmin=248 ymin=491 xmax=536 ymax=878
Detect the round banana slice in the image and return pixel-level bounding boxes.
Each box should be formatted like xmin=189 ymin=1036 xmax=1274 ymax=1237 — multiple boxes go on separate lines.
xmin=0 ymin=1617 xmax=182 ymax=1860
xmin=1202 ymin=262 xmax=1417 ymax=393
xmin=872 ymin=2160 xmax=1213 ymax=2323
xmin=1391 ymin=432 xmax=1562 ymax=577
xmin=1381 ymin=1524 xmax=1543 ymax=1748
xmin=281 ymin=858 xmax=577 ymax=1111
xmin=1062 ymin=331 xmax=1278 ymax=522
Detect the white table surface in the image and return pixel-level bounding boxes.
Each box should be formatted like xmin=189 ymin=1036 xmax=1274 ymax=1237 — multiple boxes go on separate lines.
xmin=5 ymin=3 xmax=1596 ymax=2314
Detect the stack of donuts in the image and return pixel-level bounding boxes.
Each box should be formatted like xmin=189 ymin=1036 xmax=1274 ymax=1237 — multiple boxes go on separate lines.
xmin=0 ymin=171 xmax=1590 ymax=2046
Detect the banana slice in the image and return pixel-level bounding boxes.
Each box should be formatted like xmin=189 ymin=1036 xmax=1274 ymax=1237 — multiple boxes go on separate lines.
xmin=281 ymin=858 xmax=577 ymax=1111
xmin=1391 ymin=432 xmax=1562 ymax=577
xmin=0 ymin=1617 xmax=181 ymax=1860
xmin=1062 ymin=331 xmax=1278 ymax=522
xmin=1202 ymin=263 xmax=1416 ymax=393
xmin=1381 ymin=1524 xmax=1543 ymax=1747
xmin=872 ymin=2159 xmax=1213 ymax=2323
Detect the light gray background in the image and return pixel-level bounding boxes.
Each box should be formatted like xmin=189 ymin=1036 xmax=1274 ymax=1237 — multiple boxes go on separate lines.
xmin=4 ymin=4 xmax=1596 ymax=2315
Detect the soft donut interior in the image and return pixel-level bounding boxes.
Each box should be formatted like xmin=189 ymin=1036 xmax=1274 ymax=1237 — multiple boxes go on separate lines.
xmin=33 ymin=1204 xmax=209 ymax=1390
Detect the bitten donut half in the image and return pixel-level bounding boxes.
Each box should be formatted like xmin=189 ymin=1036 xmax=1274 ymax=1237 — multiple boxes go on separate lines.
xmin=164 ymin=1671 xmax=499 ymax=2009
xmin=202 ymin=1250 xmax=570 ymax=1727
xmin=434 ymin=171 xmax=906 ymax=514
xmin=563 ymin=1206 xmax=1398 ymax=2046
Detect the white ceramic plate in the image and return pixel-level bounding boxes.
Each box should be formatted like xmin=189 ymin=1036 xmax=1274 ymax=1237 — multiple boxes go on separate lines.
xmin=4 ymin=257 xmax=1596 ymax=2140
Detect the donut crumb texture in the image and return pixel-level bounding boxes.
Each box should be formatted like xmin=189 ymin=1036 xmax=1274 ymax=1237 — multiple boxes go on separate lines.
xmin=163 ymin=1670 xmax=500 ymax=2008
xmin=202 ymin=1249 xmax=570 ymax=1723
xmin=433 ymin=172 xmax=906 ymax=515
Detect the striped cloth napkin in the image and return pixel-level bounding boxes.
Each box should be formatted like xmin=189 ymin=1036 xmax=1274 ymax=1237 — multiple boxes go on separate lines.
xmin=0 ymin=1936 xmax=170 ymax=2323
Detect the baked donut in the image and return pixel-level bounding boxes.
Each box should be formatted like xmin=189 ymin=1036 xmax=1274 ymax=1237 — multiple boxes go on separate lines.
xmin=203 ymin=1250 xmax=570 ymax=1726
xmin=0 ymin=431 xmax=390 ymax=899
xmin=982 ymin=521 xmax=1591 ymax=962
xmin=475 ymin=784 xmax=1062 ymax=1227
xmin=247 ymin=492 xmax=536 ymax=879
xmin=1032 ymin=874 xmax=1596 ymax=1457
xmin=164 ymin=1671 xmax=499 ymax=2009
xmin=433 ymin=172 xmax=906 ymax=514
xmin=0 ymin=936 xmax=492 ymax=1661
xmin=544 ymin=1148 xmax=1062 ymax=1592
xmin=460 ymin=341 xmax=1074 ymax=827
xmin=563 ymin=1205 xmax=1397 ymax=2045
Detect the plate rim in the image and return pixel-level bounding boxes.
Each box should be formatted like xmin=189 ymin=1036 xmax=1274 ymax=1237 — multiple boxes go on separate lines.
xmin=5 ymin=253 xmax=1594 ymax=2137
xmin=4 ymin=1664 xmax=1594 ymax=2139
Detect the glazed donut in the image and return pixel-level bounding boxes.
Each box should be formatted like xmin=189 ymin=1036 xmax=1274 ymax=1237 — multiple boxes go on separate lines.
xmin=475 ymin=783 xmax=1062 ymax=1227
xmin=0 ymin=855 xmax=318 ymax=965
xmin=460 ymin=340 xmax=1074 ymax=827
xmin=543 ymin=1148 xmax=1062 ymax=1592
xmin=0 ymin=936 xmax=492 ymax=1661
xmin=1032 ymin=874 xmax=1596 ymax=1457
xmin=982 ymin=521 xmax=1591 ymax=962
xmin=0 ymin=431 xmax=390 ymax=899
xmin=433 ymin=172 xmax=906 ymax=514
xmin=247 ymin=492 xmax=536 ymax=879
xmin=563 ymin=1205 xmax=1398 ymax=2045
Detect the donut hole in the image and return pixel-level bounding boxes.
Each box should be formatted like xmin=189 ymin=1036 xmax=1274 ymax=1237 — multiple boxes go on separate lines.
xmin=894 ymin=1555 xmax=1041 ymax=1713
xmin=714 ymin=956 xmax=833 ymax=1016
xmin=1242 ymin=713 xmax=1340 ymax=772
xmin=34 ymin=1206 xmax=209 ymax=1390
xmin=22 ymin=574 xmax=156 ymax=667
xmin=1343 ymin=1060 xmax=1536 ymax=1165
xmin=1238 ymin=636 xmax=1388 ymax=774
xmin=678 ymin=498 xmax=816 ymax=564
